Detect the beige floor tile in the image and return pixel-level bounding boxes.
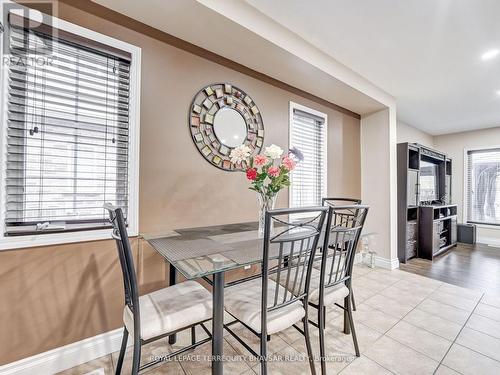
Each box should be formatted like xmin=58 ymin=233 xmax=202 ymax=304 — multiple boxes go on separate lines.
xmin=387 ymin=268 xmax=413 ymax=279
xmin=352 ymin=264 xmax=375 ymax=277
xmin=327 ymin=317 xmax=383 ymax=354
xmin=363 ymin=270 xmax=401 ymax=286
xmin=437 ymin=283 xmax=484 ymax=301
xmin=363 ymin=294 xmax=415 ymax=319
xmin=56 ymin=355 xmax=113 ymax=375
xmin=324 ymin=303 xmax=344 ymax=320
xmin=144 ymin=362 xmax=186 ymax=374
xmin=466 ymin=313 xmax=500 ymax=339
xmin=289 ymin=321 xmax=359 ymax=373
xmin=392 ymin=278 xmax=438 ymax=297
xmin=350 ymin=285 xmax=378 ymax=304
xmin=169 ymin=324 xmax=216 ymax=349
xmin=224 ymin=323 xmax=290 ymax=356
xmin=178 ymin=339 xmax=253 ymax=375
xmin=349 ymin=303 xmax=399 ymax=334
xmin=427 ymin=289 xmax=479 ymax=311
xmin=379 ymin=285 xmax=427 ymax=307
xmin=475 ymin=302 xmax=500 ymax=322
xmin=456 ymin=327 xmax=500 ymax=361
xmin=434 ymin=364 xmax=462 ymax=375
xmin=443 ymin=343 xmax=500 ymax=375
xmin=398 ymin=272 xmax=443 ymax=289
xmin=276 ymin=325 xmax=305 ymax=345
xmin=364 ymin=336 xmax=439 ymax=375
xmin=403 ymin=307 xmax=462 ymax=341
xmin=352 ymin=276 xmax=391 ymax=293
xmin=482 ymin=293 xmax=500 ymax=308
xmin=386 ymin=320 xmax=452 ymax=361
xmin=252 ymin=344 xmax=319 ymax=375
xmin=110 ymin=339 xmax=181 ymax=374
xmin=418 ymin=298 xmax=470 ymax=325
xmin=339 ymin=356 xmax=392 ymax=375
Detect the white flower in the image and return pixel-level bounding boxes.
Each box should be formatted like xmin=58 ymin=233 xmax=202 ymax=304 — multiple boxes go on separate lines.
xmin=229 ymin=144 xmax=251 ymax=164
xmin=264 ymin=144 xmax=284 ymax=159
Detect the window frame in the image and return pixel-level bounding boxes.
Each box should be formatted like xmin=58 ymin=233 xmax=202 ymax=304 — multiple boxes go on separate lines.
xmin=0 ymin=3 xmax=141 ymax=250
xmin=463 ymin=145 xmax=500 ymax=228
xmin=288 ymin=101 xmax=328 ymax=211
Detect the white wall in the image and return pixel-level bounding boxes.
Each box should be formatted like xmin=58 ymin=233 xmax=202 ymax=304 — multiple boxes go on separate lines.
xmin=434 ymin=127 xmax=500 ymax=245
xmin=361 ymin=108 xmax=399 ymax=269
xmin=397 ymin=121 xmax=434 ymax=148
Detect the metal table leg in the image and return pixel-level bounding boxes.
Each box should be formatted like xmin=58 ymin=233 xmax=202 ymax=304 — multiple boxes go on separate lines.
xmin=168 ymin=263 xmax=177 ymax=345
xmin=212 ymin=271 xmax=225 ymax=375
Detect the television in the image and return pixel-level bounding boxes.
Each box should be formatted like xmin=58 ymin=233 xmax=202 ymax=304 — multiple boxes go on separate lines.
xmin=420 ymin=160 xmax=439 ymax=202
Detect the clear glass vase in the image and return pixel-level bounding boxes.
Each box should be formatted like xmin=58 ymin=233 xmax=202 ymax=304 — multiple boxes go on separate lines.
xmin=257 ymin=193 xmax=277 ymax=238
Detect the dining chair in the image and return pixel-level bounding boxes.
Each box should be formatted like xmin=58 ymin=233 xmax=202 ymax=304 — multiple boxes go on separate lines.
xmin=223 ymin=206 xmax=328 ymax=375
xmin=314 ymin=211 xmax=365 ymax=375
xmin=320 ymin=198 xmax=366 ymax=311
xmin=274 ymin=204 xmax=368 ymax=374
xmin=104 ymin=203 xmax=213 ymax=375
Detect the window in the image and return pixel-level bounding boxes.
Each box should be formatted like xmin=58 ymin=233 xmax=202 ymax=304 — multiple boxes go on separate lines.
xmin=466 ymin=148 xmax=500 ymax=226
xmin=0 ymin=7 xmax=140 ymax=249
xmin=289 ymin=102 xmax=327 ymax=209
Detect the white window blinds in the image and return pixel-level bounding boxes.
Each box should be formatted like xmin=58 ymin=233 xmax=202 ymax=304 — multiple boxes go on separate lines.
xmin=289 ymin=106 xmax=327 ymax=208
xmin=4 ymin=17 xmax=131 ymax=236
xmin=466 ymin=148 xmax=500 ymax=226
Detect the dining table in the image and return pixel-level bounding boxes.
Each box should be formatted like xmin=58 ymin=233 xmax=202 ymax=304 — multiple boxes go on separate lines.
xmin=143 ymin=222 xmax=278 ymax=375
xmin=142 ymin=221 xmax=336 ymax=375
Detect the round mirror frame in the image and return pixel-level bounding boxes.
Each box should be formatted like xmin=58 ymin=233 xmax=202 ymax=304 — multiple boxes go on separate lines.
xmin=189 ymin=83 xmax=265 ymax=171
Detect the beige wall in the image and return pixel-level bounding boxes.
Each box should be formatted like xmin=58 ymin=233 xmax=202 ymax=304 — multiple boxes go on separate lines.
xmin=0 ymin=2 xmax=361 ymax=365
xmin=361 ymin=108 xmax=398 ymax=268
xmin=397 ymin=121 xmax=434 ymax=148
xmin=434 ymin=127 xmax=500 ymax=244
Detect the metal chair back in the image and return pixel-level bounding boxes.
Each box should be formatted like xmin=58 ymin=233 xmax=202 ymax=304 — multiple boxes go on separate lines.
xmin=322 ymin=197 xmax=362 ymax=206
xmin=261 ymin=206 xmax=328 ymax=333
xmin=320 ymin=223 xmax=362 ymax=290
xmin=103 ymin=203 xmax=140 ymax=338
xmin=320 ymin=204 xmax=369 ymax=293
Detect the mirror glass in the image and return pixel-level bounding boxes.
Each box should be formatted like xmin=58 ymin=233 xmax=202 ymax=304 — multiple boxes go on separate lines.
xmin=213 ymin=108 xmax=247 ymax=148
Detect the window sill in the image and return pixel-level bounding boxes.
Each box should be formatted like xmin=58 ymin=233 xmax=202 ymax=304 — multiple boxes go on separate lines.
xmin=470 ymin=223 xmax=500 ymax=231
xmin=0 ymin=227 xmax=138 ymax=251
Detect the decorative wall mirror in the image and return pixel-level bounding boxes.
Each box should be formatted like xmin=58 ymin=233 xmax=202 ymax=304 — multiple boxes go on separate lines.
xmin=189 ymin=83 xmax=264 ymax=171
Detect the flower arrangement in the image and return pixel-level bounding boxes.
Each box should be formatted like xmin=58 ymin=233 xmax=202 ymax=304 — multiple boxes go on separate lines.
xmin=230 ymin=143 xmax=303 ymax=235
xmin=230 ymin=144 xmax=302 ymax=198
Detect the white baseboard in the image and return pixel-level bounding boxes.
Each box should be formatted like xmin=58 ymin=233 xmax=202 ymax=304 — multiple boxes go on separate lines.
xmin=478 ymin=236 xmax=500 ymax=247
xmin=374 ymin=256 xmax=399 ymax=270
xmin=0 ymin=328 xmax=127 ymax=375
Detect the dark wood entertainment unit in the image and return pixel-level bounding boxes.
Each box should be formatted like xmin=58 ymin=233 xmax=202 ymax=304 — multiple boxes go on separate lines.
xmin=397 ymin=142 xmax=457 ymax=263
xmin=419 ymin=204 xmax=458 ymax=259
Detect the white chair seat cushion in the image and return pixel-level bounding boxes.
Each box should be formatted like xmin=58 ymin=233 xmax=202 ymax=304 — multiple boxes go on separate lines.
xmin=271 ymin=267 xmax=349 ymax=306
xmin=224 ymin=278 xmax=305 ymax=335
xmin=123 ymin=280 xmax=212 ymax=341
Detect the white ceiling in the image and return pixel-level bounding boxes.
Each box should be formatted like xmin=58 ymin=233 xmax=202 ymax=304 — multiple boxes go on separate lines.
xmin=93 ymin=0 xmax=389 ymax=115
xmin=246 ymin=0 xmax=500 ymax=135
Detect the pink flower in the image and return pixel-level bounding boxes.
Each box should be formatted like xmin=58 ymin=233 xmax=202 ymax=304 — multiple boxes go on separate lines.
xmin=268 ymin=166 xmax=280 ymax=177
xmin=254 ymin=154 xmax=268 ymax=167
xmin=282 ymin=156 xmax=296 ymax=171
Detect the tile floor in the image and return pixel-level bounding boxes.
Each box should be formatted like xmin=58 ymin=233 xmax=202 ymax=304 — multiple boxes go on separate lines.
xmin=57 ymin=264 xmax=500 ymax=375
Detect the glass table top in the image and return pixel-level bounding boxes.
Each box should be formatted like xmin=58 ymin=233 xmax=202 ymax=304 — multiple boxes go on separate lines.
xmin=142 ymin=222 xmax=322 ymax=279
